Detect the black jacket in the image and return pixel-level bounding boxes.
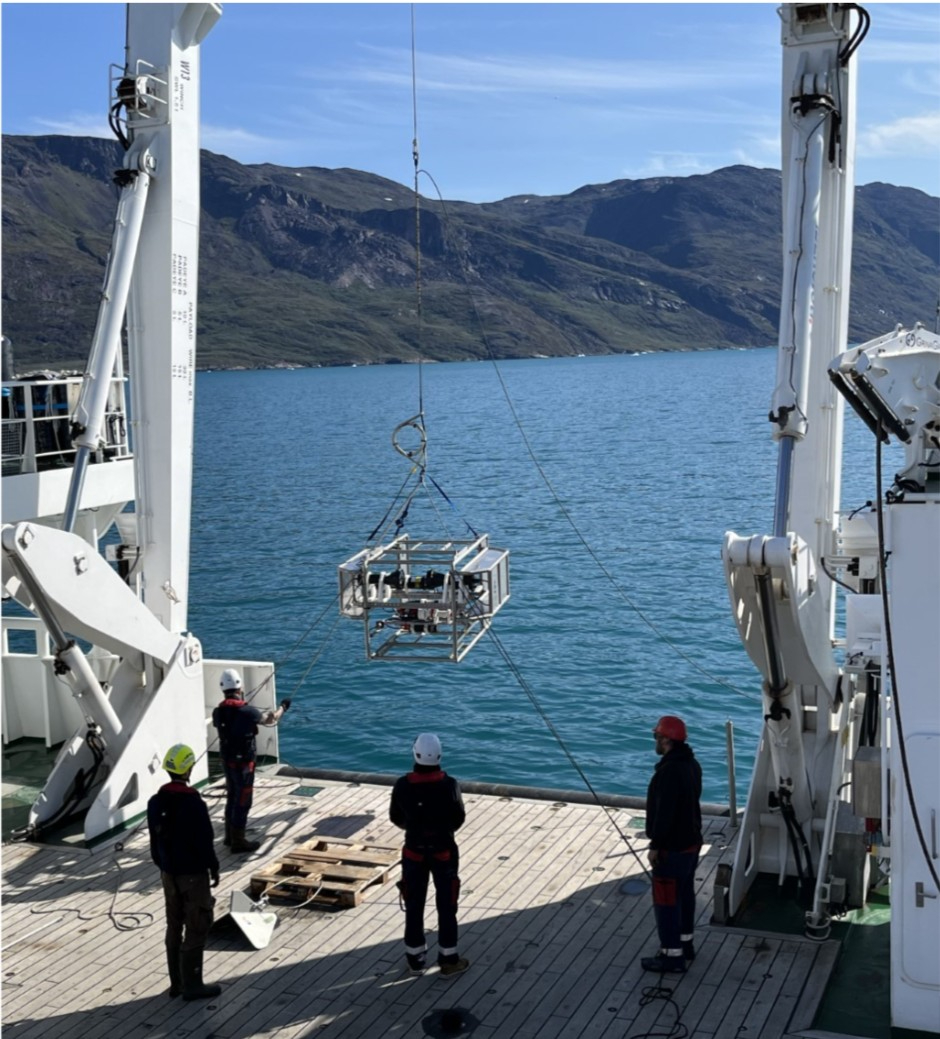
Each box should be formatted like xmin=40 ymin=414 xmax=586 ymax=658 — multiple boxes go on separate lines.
xmin=645 ymin=742 xmax=703 ymax=852
xmin=148 ymin=781 xmax=219 ymax=875
xmin=389 ymin=767 xmax=465 ymax=851
xmin=213 ymin=697 xmax=263 ymax=762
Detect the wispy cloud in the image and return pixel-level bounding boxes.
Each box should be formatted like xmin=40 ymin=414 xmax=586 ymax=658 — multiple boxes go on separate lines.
xmin=623 ymin=137 xmax=782 ymax=182
xmin=864 ymin=5 xmax=940 ymax=36
xmin=897 ymin=66 xmax=940 ymax=98
xmin=25 ymin=114 xmax=304 ymax=168
xmin=201 ymin=125 xmax=288 ymax=162
xmin=732 ymin=136 xmax=782 ymax=171
xmin=864 ymin=40 xmax=940 ymax=65
xmin=309 ymin=46 xmax=770 ymax=98
xmin=620 ymin=152 xmax=720 ymax=180
xmin=31 ymin=115 xmax=110 ymax=138
xmin=857 ymin=112 xmax=940 ymax=157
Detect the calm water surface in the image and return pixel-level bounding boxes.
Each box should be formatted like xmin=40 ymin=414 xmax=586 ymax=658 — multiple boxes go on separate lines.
xmin=188 ymin=350 xmax=885 ymax=803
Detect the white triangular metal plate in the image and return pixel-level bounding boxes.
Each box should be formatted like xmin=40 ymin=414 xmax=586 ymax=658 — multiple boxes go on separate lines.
xmin=228 ymin=889 xmax=278 ymax=949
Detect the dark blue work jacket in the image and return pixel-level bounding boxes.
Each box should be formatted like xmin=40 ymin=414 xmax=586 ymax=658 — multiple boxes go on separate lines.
xmin=389 ymin=767 xmax=465 ymax=852
xmin=213 ymin=697 xmax=263 ymax=762
xmin=148 ymin=781 xmax=219 ymax=875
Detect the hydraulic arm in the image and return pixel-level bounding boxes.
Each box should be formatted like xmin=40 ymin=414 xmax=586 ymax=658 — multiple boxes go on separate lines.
xmin=718 ymin=2 xmax=862 ymax=928
xmin=1 ymin=4 xmax=222 ymax=844
xmin=721 ymin=9 xmax=940 ymax=1031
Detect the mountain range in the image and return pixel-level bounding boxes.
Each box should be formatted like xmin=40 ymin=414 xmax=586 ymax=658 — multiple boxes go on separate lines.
xmin=2 ymin=134 xmax=937 ymax=371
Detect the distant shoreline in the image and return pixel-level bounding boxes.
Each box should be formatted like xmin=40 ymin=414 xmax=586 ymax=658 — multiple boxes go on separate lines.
xmin=8 ymin=342 xmax=778 ymax=381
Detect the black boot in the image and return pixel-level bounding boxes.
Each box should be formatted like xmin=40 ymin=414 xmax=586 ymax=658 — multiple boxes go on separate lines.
xmin=230 ymin=828 xmax=261 ymax=853
xmin=180 ymin=948 xmax=221 ymax=1001
xmin=640 ymin=950 xmax=687 ymax=974
xmin=166 ymin=944 xmax=182 ymax=997
xmin=223 ymin=823 xmax=231 ymax=846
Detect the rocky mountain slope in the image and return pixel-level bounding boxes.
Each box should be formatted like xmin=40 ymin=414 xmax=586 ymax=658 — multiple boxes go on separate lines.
xmin=2 ymin=134 xmax=937 ymax=370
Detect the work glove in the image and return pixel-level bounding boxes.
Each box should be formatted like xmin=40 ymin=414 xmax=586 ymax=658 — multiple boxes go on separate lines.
xmin=210 ymin=869 xmax=220 ymax=888
xmin=280 ymin=698 xmax=292 ymax=712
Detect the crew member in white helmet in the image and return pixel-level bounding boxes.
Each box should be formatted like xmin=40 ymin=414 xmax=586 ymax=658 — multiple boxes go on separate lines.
xmin=389 ymin=733 xmax=469 ymax=977
xmin=212 ymin=668 xmax=290 ymax=853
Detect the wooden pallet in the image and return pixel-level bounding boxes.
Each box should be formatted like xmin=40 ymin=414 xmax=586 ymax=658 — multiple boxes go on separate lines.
xmin=248 ymin=835 xmax=400 ymax=908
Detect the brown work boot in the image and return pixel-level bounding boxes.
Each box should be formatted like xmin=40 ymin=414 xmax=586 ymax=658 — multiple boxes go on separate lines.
xmin=230 ymin=828 xmax=261 ymax=853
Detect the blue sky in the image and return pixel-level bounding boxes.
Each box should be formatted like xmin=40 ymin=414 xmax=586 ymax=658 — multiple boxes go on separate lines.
xmin=2 ymin=2 xmax=938 ymax=203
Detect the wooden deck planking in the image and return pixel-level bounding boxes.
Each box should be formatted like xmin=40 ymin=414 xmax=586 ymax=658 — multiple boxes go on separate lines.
xmin=705 ymin=934 xmax=784 ymax=1034
xmin=738 ymin=944 xmax=803 ymax=1037
xmin=773 ymin=948 xmax=841 ymax=1039
xmin=470 ymin=801 xmax=592 ymax=905
xmin=786 ymin=937 xmax=843 ymax=1033
xmin=502 ymin=949 xmax=604 ymax=1037
xmin=412 ymin=817 xmax=625 ymax=1032
xmin=1 ymin=773 xmax=843 ymax=1039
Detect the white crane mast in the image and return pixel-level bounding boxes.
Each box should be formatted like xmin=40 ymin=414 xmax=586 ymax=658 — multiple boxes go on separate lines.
xmin=720 ymin=4 xmax=860 ymax=920
xmin=124 ymin=3 xmax=220 ymax=633
xmin=0 ymin=3 xmax=258 ymax=846
xmin=65 ymin=3 xmax=219 ymax=632
xmin=770 ymin=3 xmax=857 ymax=554
xmin=718 ymin=6 xmax=940 ymax=1033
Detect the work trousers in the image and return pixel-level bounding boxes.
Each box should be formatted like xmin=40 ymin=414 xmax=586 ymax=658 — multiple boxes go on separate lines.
xmin=650 ymin=848 xmax=700 ymax=951
xmin=401 ymin=845 xmax=460 ymax=955
xmin=222 ymin=759 xmax=256 ymax=830
xmin=162 ymin=871 xmax=214 ymax=953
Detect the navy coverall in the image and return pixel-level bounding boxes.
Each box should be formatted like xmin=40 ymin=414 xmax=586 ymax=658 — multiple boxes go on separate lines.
xmin=148 ymin=781 xmax=220 ymax=955
xmin=645 ymin=741 xmax=703 ymax=954
xmin=390 ymin=766 xmax=466 ymax=960
xmin=212 ymin=697 xmax=263 ymax=831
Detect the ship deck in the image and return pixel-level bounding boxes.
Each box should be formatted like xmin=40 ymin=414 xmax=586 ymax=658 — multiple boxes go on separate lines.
xmin=1 ymin=770 xmax=863 ymax=1039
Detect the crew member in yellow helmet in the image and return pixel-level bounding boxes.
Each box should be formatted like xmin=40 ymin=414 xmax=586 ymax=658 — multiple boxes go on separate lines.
xmin=147 ymin=743 xmax=222 ymax=1001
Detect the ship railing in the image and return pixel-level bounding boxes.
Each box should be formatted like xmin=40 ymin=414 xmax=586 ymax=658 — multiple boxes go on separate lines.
xmin=1 ymin=632 xmax=280 ymax=762
xmin=1 ymin=616 xmax=86 ymax=747
xmin=1 ymin=375 xmax=131 ymax=477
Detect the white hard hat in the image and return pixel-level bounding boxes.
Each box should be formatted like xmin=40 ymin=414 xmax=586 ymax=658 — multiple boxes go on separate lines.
xmin=220 ymin=668 xmax=242 ymax=692
xmin=413 ymin=733 xmax=442 ymax=765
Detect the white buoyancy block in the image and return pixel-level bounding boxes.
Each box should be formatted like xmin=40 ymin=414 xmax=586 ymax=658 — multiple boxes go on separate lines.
xmin=228 ymin=890 xmax=278 ymax=949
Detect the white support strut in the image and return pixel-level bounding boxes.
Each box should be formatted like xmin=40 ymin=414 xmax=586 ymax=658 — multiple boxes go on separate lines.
xmin=63 ymin=161 xmax=151 ymax=532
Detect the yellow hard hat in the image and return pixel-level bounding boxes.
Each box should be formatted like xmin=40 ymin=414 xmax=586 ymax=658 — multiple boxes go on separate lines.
xmin=163 ymin=744 xmax=196 ymax=776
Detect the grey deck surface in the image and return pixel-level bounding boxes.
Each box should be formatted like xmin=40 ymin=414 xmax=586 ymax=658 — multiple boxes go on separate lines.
xmin=1 ymin=773 xmax=841 ymax=1039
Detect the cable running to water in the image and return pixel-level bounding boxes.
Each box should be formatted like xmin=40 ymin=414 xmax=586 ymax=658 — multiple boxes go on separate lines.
xmin=414 ymin=167 xmax=758 ymax=705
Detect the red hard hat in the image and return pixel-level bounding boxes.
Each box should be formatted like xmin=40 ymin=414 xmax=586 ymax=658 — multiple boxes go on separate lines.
xmin=653 ymin=715 xmax=687 ymax=742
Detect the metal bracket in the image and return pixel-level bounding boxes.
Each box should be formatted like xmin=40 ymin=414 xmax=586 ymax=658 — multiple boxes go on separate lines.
xmin=915 ymin=882 xmax=938 ymax=908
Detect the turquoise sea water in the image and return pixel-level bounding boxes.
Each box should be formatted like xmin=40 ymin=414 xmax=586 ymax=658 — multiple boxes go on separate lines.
xmin=187 ymin=349 xmax=884 ymax=804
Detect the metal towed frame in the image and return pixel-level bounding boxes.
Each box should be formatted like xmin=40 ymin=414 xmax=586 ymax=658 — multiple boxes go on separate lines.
xmin=338 ymin=534 xmax=510 ymax=662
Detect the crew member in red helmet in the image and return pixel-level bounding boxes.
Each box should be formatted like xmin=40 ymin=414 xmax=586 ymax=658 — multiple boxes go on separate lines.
xmin=641 ymin=714 xmax=703 ymax=973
